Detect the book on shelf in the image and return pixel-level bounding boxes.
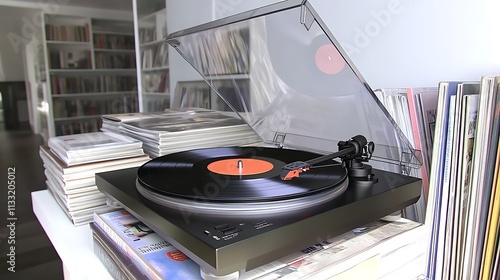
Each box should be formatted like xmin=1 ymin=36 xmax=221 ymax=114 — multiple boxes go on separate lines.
xmin=142 ymin=72 xmax=169 ymax=94
xmin=141 ymin=43 xmax=168 ymax=70
xmin=45 ymin=23 xmax=90 ymax=42
xmin=139 ymin=27 xmax=157 ymax=44
xmin=93 ymin=34 xmax=135 ymax=50
xmin=93 ymin=210 xmax=201 ymax=280
xmin=95 ymin=53 xmax=136 ymax=69
xmin=55 ymin=119 xmax=102 ymax=137
xmin=93 ymin=209 xmax=425 ymax=280
xmin=49 ymin=49 xmax=92 ymax=69
xmin=52 ymin=95 xmax=138 ymax=119
xmin=51 ymin=75 xmax=138 ymax=95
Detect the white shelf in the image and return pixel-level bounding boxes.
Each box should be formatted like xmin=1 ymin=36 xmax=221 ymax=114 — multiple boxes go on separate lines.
xmin=143 ymin=92 xmax=169 ymax=96
xmin=52 ymin=91 xmax=138 ymax=98
xmin=94 ymin=48 xmax=135 ymax=53
xmin=140 ymin=39 xmax=166 ymax=48
xmin=32 ymin=190 xmax=112 ymax=280
xmin=54 ymin=115 xmax=101 ymax=122
xmin=46 ymin=40 xmax=91 ymax=46
xmin=142 ymin=66 xmax=169 ymax=72
xmin=49 ymin=68 xmax=136 ymax=75
xmin=92 ymin=30 xmax=134 ymax=36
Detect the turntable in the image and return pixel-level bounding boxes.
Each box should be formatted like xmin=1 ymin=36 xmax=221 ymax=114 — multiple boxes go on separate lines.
xmin=96 ymin=1 xmax=423 ymax=279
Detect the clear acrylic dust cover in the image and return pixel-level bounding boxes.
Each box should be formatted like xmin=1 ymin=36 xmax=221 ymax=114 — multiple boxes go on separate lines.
xmin=166 ymin=0 xmax=421 ymax=172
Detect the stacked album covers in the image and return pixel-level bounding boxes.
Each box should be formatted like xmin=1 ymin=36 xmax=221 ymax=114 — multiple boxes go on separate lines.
xmin=425 ymin=76 xmax=500 ymax=280
xmin=39 ymin=132 xmax=151 ymax=226
xmin=91 ymin=209 xmax=425 ymax=280
xmin=101 ymin=108 xmax=262 ymax=158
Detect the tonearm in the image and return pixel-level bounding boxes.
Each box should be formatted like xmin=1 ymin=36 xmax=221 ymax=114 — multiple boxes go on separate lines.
xmin=280 ymin=135 xmax=375 ymax=180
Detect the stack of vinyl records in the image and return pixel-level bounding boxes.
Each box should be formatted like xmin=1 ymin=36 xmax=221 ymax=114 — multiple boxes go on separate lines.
xmin=101 ymin=108 xmax=262 ymax=158
xmin=39 ymin=132 xmax=151 ymax=226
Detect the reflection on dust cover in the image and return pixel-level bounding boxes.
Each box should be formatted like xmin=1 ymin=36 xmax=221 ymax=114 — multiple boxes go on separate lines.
xmin=94 ymin=210 xmax=201 ymax=280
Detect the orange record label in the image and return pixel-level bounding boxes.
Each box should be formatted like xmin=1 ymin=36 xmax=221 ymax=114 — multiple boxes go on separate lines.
xmin=207 ymin=158 xmax=274 ymax=175
xmin=315 ymin=44 xmax=345 ymax=75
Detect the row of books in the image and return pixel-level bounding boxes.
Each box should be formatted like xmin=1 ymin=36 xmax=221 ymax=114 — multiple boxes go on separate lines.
xmin=141 ymin=44 xmax=168 ymax=69
xmin=49 ymin=50 xmax=92 ymax=69
xmin=143 ymin=95 xmax=170 ymax=113
xmin=93 ymin=34 xmax=135 ymax=50
xmin=51 ymin=75 xmax=137 ymax=95
xmin=101 ymin=108 xmax=261 ymax=158
xmin=374 ymin=87 xmax=439 ymax=223
xmin=139 ymin=27 xmax=166 ymax=44
xmin=39 ymin=132 xmax=150 ymax=225
xmin=91 ymin=209 xmax=426 ymax=280
xmin=53 ymin=95 xmax=138 ymax=119
xmin=190 ymin=25 xmax=250 ymax=76
xmin=95 ymin=53 xmax=136 ymax=69
xmin=55 ymin=119 xmax=101 ymax=136
xmin=424 ymin=76 xmax=500 ymax=280
xmin=142 ymin=72 xmax=169 ymax=94
xmin=45 ymin=23 xmax=90 ymax=42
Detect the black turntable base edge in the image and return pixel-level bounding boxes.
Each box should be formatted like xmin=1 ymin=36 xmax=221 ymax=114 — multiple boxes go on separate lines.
xmin=95 ymin=166 xmax=421 ymax=278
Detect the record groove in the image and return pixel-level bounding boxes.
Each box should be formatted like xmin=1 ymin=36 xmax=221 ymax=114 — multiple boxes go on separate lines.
xmin=137 ymin=147 xmax=348 ymax=203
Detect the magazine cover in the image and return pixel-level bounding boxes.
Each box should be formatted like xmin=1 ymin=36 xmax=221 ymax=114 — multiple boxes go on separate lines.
xmin=93 ymin=210 xmax=201 ymax=280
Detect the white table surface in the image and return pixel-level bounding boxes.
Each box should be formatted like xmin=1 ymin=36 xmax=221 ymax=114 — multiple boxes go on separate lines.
xmin=32 ymin=189 xmax=112 ymax=280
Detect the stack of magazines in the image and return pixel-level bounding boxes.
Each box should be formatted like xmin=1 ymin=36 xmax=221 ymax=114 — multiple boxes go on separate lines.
xmin=101 ymin=108 xmax=262 ymax=158
xmin=91 ymin=209 xmax=426 ymax=280
xmin=39 ymin=132 xmax=151 ymax=226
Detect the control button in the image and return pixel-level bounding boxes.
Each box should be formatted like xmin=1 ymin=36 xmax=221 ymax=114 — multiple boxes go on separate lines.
xmin=204 ymin=230 xmax=210 ymax=235
xmin=214 ymin=224 xmax=230 ymax=230
xmin=221 ymin=227 xmax=241 ymax=235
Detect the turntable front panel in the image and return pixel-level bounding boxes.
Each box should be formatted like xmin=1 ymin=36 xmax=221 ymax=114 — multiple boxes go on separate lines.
xmin=96 ymin=167 xmax=421 ymax=276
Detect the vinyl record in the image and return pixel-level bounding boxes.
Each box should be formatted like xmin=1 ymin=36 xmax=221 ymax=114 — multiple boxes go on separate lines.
xmin=136 ymin=146 xmax=347 ymax=203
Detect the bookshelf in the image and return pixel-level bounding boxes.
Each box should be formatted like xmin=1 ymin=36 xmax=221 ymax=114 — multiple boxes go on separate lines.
xmin=133 ymin=0 xmax=170 ymax=113
xmin=38 ymin=14 xmax=138 ymax=137
xmin=173 ymin=79 xmax=250 ymax=112
xmin=170 ymin=23 xmax=251 ymax=113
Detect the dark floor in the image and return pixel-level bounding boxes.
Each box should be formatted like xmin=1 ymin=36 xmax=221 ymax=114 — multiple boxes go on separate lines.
xmin=0 ymin=124 xmax=64 ymax=280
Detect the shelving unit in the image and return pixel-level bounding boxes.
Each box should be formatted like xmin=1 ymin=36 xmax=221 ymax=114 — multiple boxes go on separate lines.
xmin=170 ymin=23 xmax=251 ymax=112
xmin=133 ymin=0 xmax=170 ymax=112
xmin=38 ymin=14 xmax=138 ymax=137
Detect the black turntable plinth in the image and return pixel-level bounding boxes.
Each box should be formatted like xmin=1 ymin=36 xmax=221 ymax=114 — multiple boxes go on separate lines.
xmin=96 ymin=147 xmax=421 ymax=279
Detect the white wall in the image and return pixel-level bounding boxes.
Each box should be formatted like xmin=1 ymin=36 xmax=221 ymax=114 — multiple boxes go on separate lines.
xmin=167 ymin=0 xmax=500 ymax=90
xmin=0 ymin=6 xmax=38 ymax=81
xmin=310 ymin=0 xmax=500 ymax=88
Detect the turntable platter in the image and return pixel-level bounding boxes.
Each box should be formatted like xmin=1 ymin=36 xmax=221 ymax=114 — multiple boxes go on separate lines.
xmin=136 ymin=147 xmax=348 ymax=203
